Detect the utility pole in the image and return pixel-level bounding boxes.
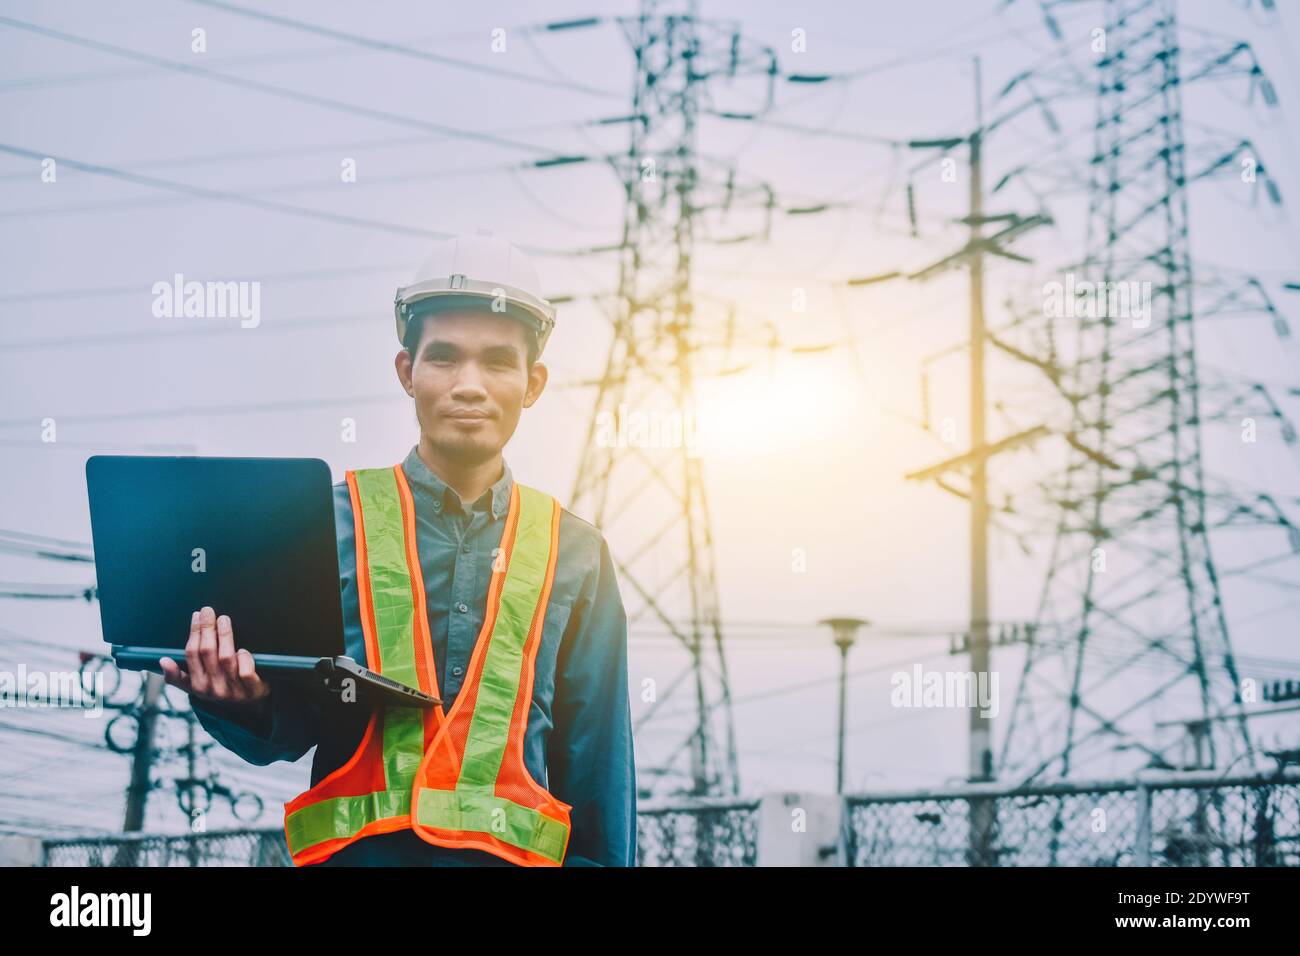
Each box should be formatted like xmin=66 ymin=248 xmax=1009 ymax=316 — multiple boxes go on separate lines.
xmin=122 ymin=671 xmax=162 ymax=832
xmin=185 ymin=713 xmax=200 ymax=866
xmin=966 ymin=55 xmax=996 ymax=868
xmin=967 ymin=57 xmax=992 ymax=786
xmin=114 ymin=671 xmax=162 ymax=866
xmin=865 ymin=54 xmax=1049 ymax=863
xmin=121 ymin=673 xmax=162 ymax=832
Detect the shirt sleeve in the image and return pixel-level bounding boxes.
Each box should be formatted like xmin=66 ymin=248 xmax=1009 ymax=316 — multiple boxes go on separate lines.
xmin=547 ymin=532 xmax=637 ymax=866
xmin=190 ymin=678 xmax=320 ymax=767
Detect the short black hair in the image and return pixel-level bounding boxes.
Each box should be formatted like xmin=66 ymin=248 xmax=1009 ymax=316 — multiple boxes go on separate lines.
xmin=403 ymin=311 xmax=539 ymax=370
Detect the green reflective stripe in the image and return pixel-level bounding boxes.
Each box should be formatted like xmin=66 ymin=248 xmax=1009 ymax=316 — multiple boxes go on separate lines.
xmin=352 ymin=468 xmax=425 ymax=790
xmin=413 ymin=485 xmax=568 ymax=863
xmin=415 ymin=789 xmax=567 ymax=864
xmin=457 ymin=485 xmax=554 ymax=791
xmin=286 ymin=789 xmax=410 ymax=856
xmin=352 ymin=468 xmax=420 ymax=691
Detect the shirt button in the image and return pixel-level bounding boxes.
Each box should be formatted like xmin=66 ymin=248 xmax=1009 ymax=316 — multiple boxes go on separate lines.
xmin=452 ymin=665 xmax=464 ymax=677
xmin=456 ymin=602 xmax=468 ymax=613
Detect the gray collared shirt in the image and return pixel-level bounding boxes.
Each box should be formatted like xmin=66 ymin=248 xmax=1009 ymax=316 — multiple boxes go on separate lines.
xmin=193 ymin=446 xmax=636 ymax=866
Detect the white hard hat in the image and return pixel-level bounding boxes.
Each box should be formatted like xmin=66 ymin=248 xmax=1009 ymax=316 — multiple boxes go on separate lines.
xmin=394 ymin=233 xmax=557 ymax=359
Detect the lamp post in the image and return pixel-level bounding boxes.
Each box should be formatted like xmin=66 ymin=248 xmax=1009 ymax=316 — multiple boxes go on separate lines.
xmin=819 ymin=617 xmax=869 ymax=795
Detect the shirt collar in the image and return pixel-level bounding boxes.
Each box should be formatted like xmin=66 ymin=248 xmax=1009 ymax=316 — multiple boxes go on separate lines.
xmin=401 ymin=445 xmax=512 ymax=520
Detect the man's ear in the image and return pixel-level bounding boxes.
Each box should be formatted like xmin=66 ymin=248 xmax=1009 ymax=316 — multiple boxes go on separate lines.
xmin=523 ymin=361 xmax=548 ymax=408
xmin=395 ymin=349 xmax=414 ymax=397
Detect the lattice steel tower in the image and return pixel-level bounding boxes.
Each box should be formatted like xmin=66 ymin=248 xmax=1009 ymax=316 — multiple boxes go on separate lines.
xmin=1001 ymin=0 xmax=1258 ymax=782
xmin=570 ymin=2 xmax=776 ymax=796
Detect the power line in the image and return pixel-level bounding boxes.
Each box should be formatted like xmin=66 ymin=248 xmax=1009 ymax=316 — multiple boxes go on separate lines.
xmin=0 ymin=140 xmax=617 ymax=255
xmin=0 ymin=19 xmax=552 ymax=94
xmin=0 ymin=583 xmax=95 ymax=601
xmin=0 ymin=529 xmax=92 ymax=552
xmin=0 ymin=439 xmax=197 ymax=453
xmin=0 ymin=156 xmax=562 ymax=223
xmin=0 ymin=390 xmax=404 ymax=430
xmin=0 ymin=15 xmax=573 ymax=157
xmin=0 ymin=311 xmax=376 ymax=353
xmin=183 ymin=0 xmax=623 ymax=101
xmin=0 ymin=263 xmax=413 ymax=305
xmin=0 ymin=121 xmax=598 ymax=185
xmin=0 ymin=142 xmax=443 ymax=240
xmin=0 ymin=535 xmax=92 ymax=562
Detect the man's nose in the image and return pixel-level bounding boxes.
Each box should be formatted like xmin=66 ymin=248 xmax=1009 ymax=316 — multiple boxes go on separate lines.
xmin=450 ymin=362 xmax=489 ymax=398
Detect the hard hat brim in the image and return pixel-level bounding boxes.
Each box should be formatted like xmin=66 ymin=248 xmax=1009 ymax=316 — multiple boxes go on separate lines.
xmin=395 ymin=280 xmax=555 ymax=358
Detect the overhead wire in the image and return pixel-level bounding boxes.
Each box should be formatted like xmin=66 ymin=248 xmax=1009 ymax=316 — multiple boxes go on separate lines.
xmin=182 ymin=0 xmax=625 ymax=101
xmin=0 ymin=15 xmax=582 ymax=157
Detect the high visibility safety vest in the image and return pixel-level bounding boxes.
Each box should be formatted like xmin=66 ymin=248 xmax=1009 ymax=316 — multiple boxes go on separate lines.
xmin=283 ymin=464 xmax=573 ymax=866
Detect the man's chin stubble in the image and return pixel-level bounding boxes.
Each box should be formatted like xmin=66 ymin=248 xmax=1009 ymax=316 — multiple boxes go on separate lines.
xmin=433 ymin=432 xmax=500 ymax=464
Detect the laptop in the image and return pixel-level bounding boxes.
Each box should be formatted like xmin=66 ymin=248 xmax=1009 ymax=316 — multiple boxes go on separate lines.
xmin=85 ymin=455 xmax=439 ymax=709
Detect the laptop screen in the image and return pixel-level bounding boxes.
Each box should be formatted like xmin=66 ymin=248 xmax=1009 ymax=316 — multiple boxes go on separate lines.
xmin=86 ymin=456 xmax=345 ymax=659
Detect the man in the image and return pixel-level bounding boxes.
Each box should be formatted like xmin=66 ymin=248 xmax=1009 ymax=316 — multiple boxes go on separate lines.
xmin=160 ymin=234 xmax=635 ymax=866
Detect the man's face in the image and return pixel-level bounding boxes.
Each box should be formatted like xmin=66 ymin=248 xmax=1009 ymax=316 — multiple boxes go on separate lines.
xmin=395 ymin=308 xmax=547 ymax=465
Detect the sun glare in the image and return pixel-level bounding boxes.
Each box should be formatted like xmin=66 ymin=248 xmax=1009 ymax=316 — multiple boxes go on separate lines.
xmin=690 ymin=355 xmax=859 ymax=457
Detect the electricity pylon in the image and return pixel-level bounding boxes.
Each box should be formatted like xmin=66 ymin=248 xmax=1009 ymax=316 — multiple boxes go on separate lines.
xmin=569 ymin=2 xmax=776 ymax=797
xmin=1000 ymin=0 xmax=1278 ymax=783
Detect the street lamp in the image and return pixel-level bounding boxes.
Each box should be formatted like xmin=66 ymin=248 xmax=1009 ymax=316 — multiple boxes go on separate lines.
xmin=818 ymin=616 xmax=870 ymax=795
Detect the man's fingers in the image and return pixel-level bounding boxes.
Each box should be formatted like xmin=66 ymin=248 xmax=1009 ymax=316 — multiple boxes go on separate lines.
xmin=215 ymin=614 xmax=246 ymax=700
xmin=181 ymin=608 xmax=261 ymax=704
xmin=236 ymin=649 xmax=271 ymax=700
xmin=184 ymin=610 xmax=210 ymax=697
xmin=197 ymin=606 xmax=229 ymax=698
xmin=159 ymin=656 xmax=191 ymax=693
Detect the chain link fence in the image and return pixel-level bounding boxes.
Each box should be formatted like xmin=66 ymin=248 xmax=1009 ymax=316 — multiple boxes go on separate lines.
xmin=843 ymin=767 xmax=1300 ymax=866
xmin=43 ymin=801 xmax=759 ymax=868
xmin=31 ymin=768 xmax=1300 ymax=866
xmin=42 ymin=829 xmax=291 ymax=867
xmin=635 ymin=797 xmax=760 ymax=866
xmin=39 ymin=798 xmax=762 ymax=867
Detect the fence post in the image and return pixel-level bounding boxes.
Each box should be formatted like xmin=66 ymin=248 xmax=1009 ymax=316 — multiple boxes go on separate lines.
xmin=0 ymin=835 xmax=44 ymax=866
xmin=756 ymin=792 xmax=844 ymax=866
xmin=1134 ymin=780 xmax=1152 ymax=867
